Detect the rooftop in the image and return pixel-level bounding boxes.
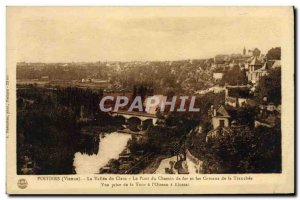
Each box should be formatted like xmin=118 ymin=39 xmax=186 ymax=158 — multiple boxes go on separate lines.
xmin=215 ymin=105 xmax=230 ymax=118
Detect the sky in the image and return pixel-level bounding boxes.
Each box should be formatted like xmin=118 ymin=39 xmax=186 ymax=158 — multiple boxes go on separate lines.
xmin=8 ymin=7 xmax=285 ymax=62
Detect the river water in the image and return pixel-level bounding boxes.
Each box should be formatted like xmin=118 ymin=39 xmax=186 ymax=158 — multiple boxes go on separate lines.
xmin=73 ymin=132 xmax=131 ymax=174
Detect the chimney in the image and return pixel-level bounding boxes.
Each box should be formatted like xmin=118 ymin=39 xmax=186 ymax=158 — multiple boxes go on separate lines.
xmin=210 ymin=105 xmax=214 ymax=116
xmin=211 ymin=105 xmax=216 ymax=117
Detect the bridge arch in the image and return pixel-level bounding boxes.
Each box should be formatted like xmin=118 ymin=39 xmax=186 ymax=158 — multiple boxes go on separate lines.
xmin=142 ymin=119 xmax=153 ymax=130
xmin=113 ymin=115 xmax=126 ymax=126
xmin=127 ymin=117 xmax=142 ymax=132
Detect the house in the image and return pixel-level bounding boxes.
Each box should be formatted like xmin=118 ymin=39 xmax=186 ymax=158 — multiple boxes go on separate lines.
xmin=271 ymin=60 xmax=281 ymax=68
xmin=247 ymin=56 xmax=268 ymax=84
xmin=210 ymin=105 xmax=231 ymax=129
xmin=40 ymin=76 xmax=49 ymax=81
xmin=248 ymin=56 xmax=261 ymax=69
xmin=255 ymin=105 xmax=280 ymax=128
xmin=206 ymin=105 xmax=254 ymax=142
xmin=81 ymin=78 xmax=92 ymax=83
xmin=225 ymin=85 xmax=253 ymax=107
xmin=213 ymin=72 xmax=224 ymax=81
xmin=247 ymin=57 xmax=272 ymax=84
xmin=249 ymin=67 xmax=268 ymax=84
xmin=206 ymin=104 xmax=231 ymax=141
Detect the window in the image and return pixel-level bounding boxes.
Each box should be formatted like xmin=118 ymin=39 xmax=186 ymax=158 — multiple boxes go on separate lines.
xmin=219 ymin=120 xmax=225 ymax=127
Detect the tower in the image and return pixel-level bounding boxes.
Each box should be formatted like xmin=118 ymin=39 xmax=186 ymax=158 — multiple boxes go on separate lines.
xmin=243 ymin=47 xmax=246 ymax=55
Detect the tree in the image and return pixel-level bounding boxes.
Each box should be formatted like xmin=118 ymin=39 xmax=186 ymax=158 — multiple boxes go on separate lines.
xmin=252 ymin=48 xmax=261 ymax=57
xmin=266 ymin=47 xmax=281 ymax=60
xmin=226 ymin=105 xmax=259 ymax=128
xmin=221 ymin=66 xmax=248 ymax=86
xmin=201 ymin=125 xmax=281 ymax=173
xmin=255 ymin=68 xmax=281 ymax=105
xmin=17 ymin=86 xmax=104 ymax=174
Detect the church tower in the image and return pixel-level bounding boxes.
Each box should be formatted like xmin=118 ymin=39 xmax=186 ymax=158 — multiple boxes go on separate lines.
xmin=243 ymin=47 xmax=246 ymax=55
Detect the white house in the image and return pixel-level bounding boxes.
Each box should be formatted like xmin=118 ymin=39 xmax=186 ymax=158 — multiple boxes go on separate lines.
xmin=213 ymin=72 xmax=224 ymax=81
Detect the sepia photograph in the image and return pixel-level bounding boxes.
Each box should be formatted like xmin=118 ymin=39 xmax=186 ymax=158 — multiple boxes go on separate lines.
xmin=6 ymin=6 xmax=294 ymax=194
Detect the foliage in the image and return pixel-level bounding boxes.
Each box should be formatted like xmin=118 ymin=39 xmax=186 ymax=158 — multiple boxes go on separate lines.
xmin=191 ymin=124 xmax=281 ymax=173
xmin=221 ymin=65 xmax=248 ymax=86
xmin=17 ymin=86 xmax=108 ymax=174
xmin=17 ymin=58 xmax=214 ymax=93
xmin=266 ymin=47 xmax=281 ymax=60
xmin=17 ymin=95 xmax=80 ymax=174
xmin=226 ymin=105 xmax=259 ymax=128
xmin=194 ymin=91 xmax=225 ymax=127
xmin=127 ymin=113 xmax=199 ymax=157
xmin=255 ymin=68 xmax=281 ymax=105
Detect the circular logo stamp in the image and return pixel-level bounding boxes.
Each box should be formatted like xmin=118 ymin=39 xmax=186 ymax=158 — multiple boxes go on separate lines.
xmin=17 ymin=178 xmax=28 ymax=189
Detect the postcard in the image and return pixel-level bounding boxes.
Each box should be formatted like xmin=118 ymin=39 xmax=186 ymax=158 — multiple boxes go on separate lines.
xmin=6 ymin=6 xmax=294 ymax=194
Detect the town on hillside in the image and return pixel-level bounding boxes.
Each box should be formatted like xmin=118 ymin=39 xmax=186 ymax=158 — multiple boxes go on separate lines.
xmin=17 ymin=46 xmax=281 ymax=175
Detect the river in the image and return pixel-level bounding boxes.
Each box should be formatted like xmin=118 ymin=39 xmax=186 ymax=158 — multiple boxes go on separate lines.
xmin=73 ymin=132 xmax=131 ymax=174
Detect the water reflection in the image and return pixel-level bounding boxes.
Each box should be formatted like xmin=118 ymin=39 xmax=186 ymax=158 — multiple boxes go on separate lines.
xmin=73 ymin=132 xmax=131 ymax=174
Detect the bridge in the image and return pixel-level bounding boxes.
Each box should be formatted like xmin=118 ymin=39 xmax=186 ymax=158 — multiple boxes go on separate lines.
xmin=109 ymin=110 xmax=158 ymax=126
